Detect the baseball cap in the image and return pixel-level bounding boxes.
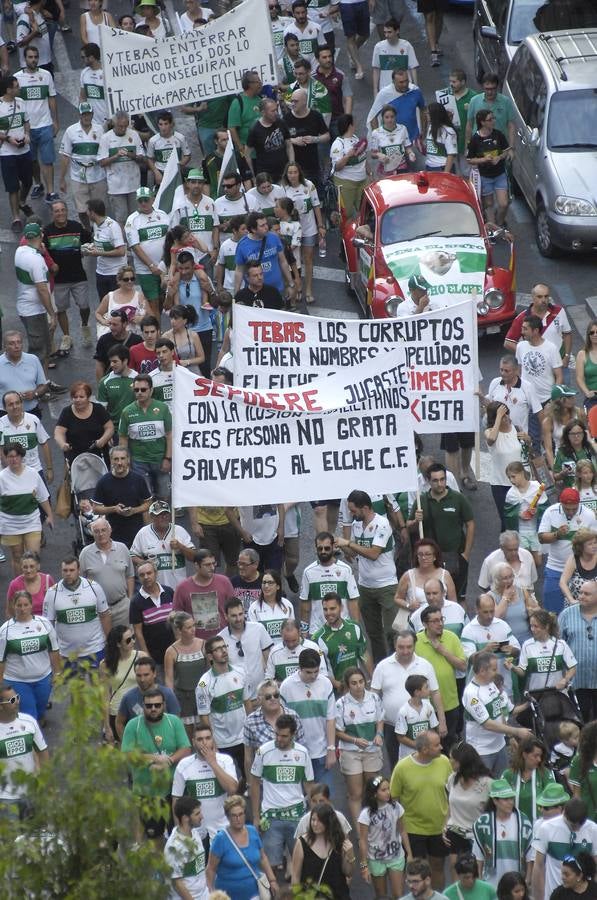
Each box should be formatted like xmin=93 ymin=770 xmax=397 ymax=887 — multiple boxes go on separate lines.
xmin=537 ymin=783 xmax=569 ymax=808
xmin=136 ymin=186 xmax=154 ymax=199
xmin=488 ymin=779 xmax=516 ymax=800
xmin=24 ymin=223 xmax=42 ymax=238
xmin=149 ymin=500 xmax=171 ymax=516
xmin=408 ymin=273 xmax=431 ymax=293
xmin=78 ymin=102 xmax=93 ymax=115
xmin=186 ymin=168 xmax=205 ymax=181
xmin=551 ymin=384 xmax=576 ymax=400
xmin=560 ymin=488 xmax=581 ymax=504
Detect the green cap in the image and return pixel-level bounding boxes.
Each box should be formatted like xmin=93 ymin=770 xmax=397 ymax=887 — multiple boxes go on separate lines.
xmin=186 ymin=168 xmax=205 ymax=181
xmin=135 ymin=0 xmax=158 ymax=8
xmin=408 ymin=273 xmax=431 ymax=293
xmin=136 ymin=186 xmax=154 ymax=199
xmin=24 ymin=223 xmax=42 ymax=238
xmin=551 ymin=384 xmax=576 ymax=400
xmin=537 ymin=783 xmax=570 ymax=808
xmin=489 ymin=779 xmax=516 ymax=799
xmin=78 ymin=102 xmax=93 ymax=115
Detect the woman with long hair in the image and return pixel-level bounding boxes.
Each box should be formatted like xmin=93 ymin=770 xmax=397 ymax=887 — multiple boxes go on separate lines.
xmin=444 ymin=742 xmax=493 ymax=879
xmin=162 ymin=304 xmax=205 ymax=374
xmin=514 ymin=608 xmax=577 ymax=693
xmin=291 ymin=801 xmax=355 ymax=894
xmin=575 ymin=459 xmax=597 ymax=515
xmin=330 ymin=113 xmax=369 ymax=220
xmin=554 ymin=419 xmax=597 ymax=487
xmin=370 ymin=105 xmax=415 ymax=177
xmin=501 ymin=737 xmax=555 ymax=824
xmin=281 ymin=161 xmax=324 ymax=306
xmin=497 ymin=871 xmax=529 ymax=900
xmin=164 ymin=611 xmax=205 ymax=739
xmin=247 ymin=570 xmax=293 ymax=640
xmin=552 ymin=853 xmax=597 ymax=900
xmin=246 ymin=172 xmax=285 ymax=218
xmin=395 ymin=537 xmax=457 ymax=615
xmin=542 ymin=388 xmax=584 ymax=470
xmin=424 ymin=101 xmax=458 ymax=173
xmin=576 ymin=319 xmax=597 ymax=413
xmin=95 ymin=264 xmax=148 ymax=335
xmin=559 ymin=528 xmax=597 ymax=607
xmin=484 ymin=401 xmax=528 ymax=529
xmin=472 ymin=780 xmax=533 ymax=885
xmin=358 ymin=774 xmax=411 ymax=898
xmin=99 ymin=624 xmax=139 ymax=743
xmin=570 ymin=720 xmax=597 ymax=822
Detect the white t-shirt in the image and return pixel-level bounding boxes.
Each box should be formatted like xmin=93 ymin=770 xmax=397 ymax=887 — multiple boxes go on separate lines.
xmin=487 ymin=376 xmax=541 ymax=432
xmin=330 ymin=134 xmax=368 ymax=182
xmin=238 ymin=505 xmax=279 ymax=546
xmin=247 ymin=597 xmax=294 ymax=640
xmin=218 ymin=622 xmax=273 ymax=698
xmin=372 ymin=38 xmax=419 ymax=89
xmin=246 ymin=184 xmax=285 ymax=216
xmin=463 ymin=679 xmax=512 ymax=755
xmin=370 ymin=124 xmax=412 ymax=173
xmin=265 ymin=638 xmax=322 ymax=682
xmin=15 ymin=245 xmax=48 ymax=317
xmin=371 ymin=653 xmax=439 ymax=725
xmin=59 ymin=122 xmax=104 ymax=184
xmin=171 ymin=752 xmax=238 ymax=838
xmin=425 ymin=125 xmax=458 ymax=168
xmin=147 ymin=131 xmax=191 ymax=173
xmin=164 ymin=826 xmax=208 ymax=900
xmin=282 ymin=181 xmax=320 ymax=238
xmin=299 ymin=559 xmax=359 ymax=633
xmin=358 ymin=801 xmax=405 ymax=862
xmin=130 ymin=523 xmax=193 ymax=590
xmin=214 ymin=192 xmax=257 ymax=225
xmin=351 ymin=513 xmax=396 ymax=588
xmin=93 ymin=217 xmax=126 ymax=276
xmin=0 ymin=465 xmax=48 ymax=535
xmin=195 ymin=665 xmax=251 ymax=747
xmin=538 ymin=503 xmax=597 ymax=571
xmin=504 ymin=480 xmax=548 ymax=536
xmin=125 ymin=209 xmax=170 ymax=273
xmin=16 ymin=11 xmax=51 ymax=66
xmin=335 ymin=689 xmax=385 ymax=752
xmin=0 ymin=615 xmax=58 ymax=682
xmin=478 ymin=547 xmax=537 ymax=591
xmin=282 ymin=20 xmax=326 ymax=66
xmin=42 ymin=577 xmax=109 ymax=658
xmin=80 ymin=66 xmax=108 ymax=127
xmin=171 ymin=196 xmax=219 ymax=252
xmin=280 ymin=671 xmax=335 ymax=758
xmin=0 ymin=712 xmax=47 ymax=800
xmin=251 ymin=738 xmax=313 ymax=815
xmin=395 ymin=699 xmax=439 ymax=759
xmin=516 ymin=339 xmax=563 ymax=404
xmin=97 ymin=129 xmax=144 ymax=195
xmin=216 ymin=237 xmax=238 ymax=291
xmin=0 ymin=412 xmax=49 ymax=471
xmin=518 ymin=636 xmax=577 ymax=691
xmin=533 ymin=813 xmax=597 ymax=900
xmin=14 ymin=67 xmax=55 ymax=129
xmin=461 ymin=616 xmax=521 ymax=697
xmin=0 ymin=97 xmax=28 ymax=157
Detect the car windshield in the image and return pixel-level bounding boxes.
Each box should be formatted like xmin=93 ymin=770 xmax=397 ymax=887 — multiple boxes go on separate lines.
xmin=548 ymin=90 xmax=597 ymax=150
xmin=380 ymin=202 xmax=480 ymax=246
xmin=509 ymin=0 xmax=597 ymax=46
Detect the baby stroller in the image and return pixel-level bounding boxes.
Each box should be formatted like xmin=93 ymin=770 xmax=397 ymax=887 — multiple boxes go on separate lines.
xmin=69 ymin=452 xmax=109 ymax=555
xmin=519 ymin=687 xmax=583 ymax=756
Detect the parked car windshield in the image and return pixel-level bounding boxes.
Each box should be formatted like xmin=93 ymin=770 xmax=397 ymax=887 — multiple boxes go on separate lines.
xmin=548 ymin=90 xmax=597 ymax=150
xmin=509 ymin=0 xmax=597 ymax=46
xmin=380 ymin=202 xmax=480 ymax=246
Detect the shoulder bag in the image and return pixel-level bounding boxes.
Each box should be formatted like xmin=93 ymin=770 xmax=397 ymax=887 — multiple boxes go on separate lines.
xmin=223 ymin=827 xmax=271 ymax=900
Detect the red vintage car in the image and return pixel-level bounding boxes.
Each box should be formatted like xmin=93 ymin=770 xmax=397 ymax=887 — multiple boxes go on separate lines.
xmin=342 ymin=172 xmax=516 ymax=335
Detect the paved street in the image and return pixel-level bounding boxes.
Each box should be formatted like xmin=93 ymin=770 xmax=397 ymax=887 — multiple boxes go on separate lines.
xmin=0 ymin=2 xmax=595 ymax=895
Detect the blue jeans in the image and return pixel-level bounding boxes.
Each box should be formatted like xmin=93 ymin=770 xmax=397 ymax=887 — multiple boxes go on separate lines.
xmin=543 ymin=566 xmax=565 ymax=614
xmin=311 ymin=755 xmax=332 ymax=787
xmin=132 ymin=460 xmax=170 ymax=500
xmin=196 ymin=126 xmax=216 ymax=157
xmin=261 ymin=817 xmax=297 ymax=867
xmin=5 ymin=673 xmax=52 ymax=720
xmin=62 ymin=649 xmax=104 ymax=678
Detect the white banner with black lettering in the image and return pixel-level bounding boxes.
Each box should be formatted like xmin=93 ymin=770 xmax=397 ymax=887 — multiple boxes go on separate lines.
xmin=232 ymin=302 xmax=477 ymax=433
xmin=171 ymin=354 xmax=417 ymax=506
xmin=100 ymin=0 xmax=276 ymax=116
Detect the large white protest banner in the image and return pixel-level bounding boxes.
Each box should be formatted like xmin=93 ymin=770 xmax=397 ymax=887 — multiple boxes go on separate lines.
xmin=100 ymin=0 xmax=276 ymax=117
xmin=232 ymin=302 xmax=477 ymax=433
xmin=171 ymin=354 xmax=417 ymax=506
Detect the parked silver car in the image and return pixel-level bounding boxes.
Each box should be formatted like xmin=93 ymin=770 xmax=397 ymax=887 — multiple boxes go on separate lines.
xmin=473 ymin=0 xmax=597 ymax=84
xmin=503 ymin=30 xmax=597 ymax=257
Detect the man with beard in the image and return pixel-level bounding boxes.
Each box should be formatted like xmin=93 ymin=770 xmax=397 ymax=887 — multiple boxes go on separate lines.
xmin=299 ymin=532 xmax=360 ymax=637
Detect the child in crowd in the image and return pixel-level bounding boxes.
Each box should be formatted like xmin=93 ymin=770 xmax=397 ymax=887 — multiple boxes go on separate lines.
xmin=358 ymin=775 xmax=411 ymax=899
xmin=504 ymin=461 xmax=548 ymax=567
xmin=395 ymin=674 xmax=438 ymax=760
xmin=575 ymin=459 xmax=597 ymax=515
xmin=549 ymin=721 xmax=581 ymax=781
xmin=294 ymin=782 xmax=352 ymax=839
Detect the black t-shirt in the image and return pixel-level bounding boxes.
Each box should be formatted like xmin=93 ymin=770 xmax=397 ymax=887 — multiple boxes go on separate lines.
xmin=283 ymin=109 xmax=328 ymax=178
xmin=129 ymin=586 xmax=175 ymax=665
xmin=93 ymin=471 xmax=151 ymax=547
xmin=94 ymin=332 xmax=143 ymax=370
xmin=43 ymin=221 xmax=92 ymax=284
xmin=467 ymin=128 xmax=509 ymax=178
xmin=56 ymin=402 xmax=111 ymax=463
xmin=234 ymin=285 xmax=284 ymax=309
xmin=247 ymin=118 xmax=291 ymax=181
xmin=551 ymin=885 xmax=597 ymax=900
xmin=230 ymin=574 xmax=262 ymax=612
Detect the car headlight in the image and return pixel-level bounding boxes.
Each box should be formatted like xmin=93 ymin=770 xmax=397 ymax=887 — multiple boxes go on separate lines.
xmin=385 ymin=296 xmax=401 ymax=317
xmin=483 ymin=287 xmax=504 ymax=310
xmin=554 ymin=196 xmax=597 ymax=216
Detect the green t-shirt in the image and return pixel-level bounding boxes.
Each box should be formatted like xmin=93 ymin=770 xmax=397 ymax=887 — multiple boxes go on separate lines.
xmin=312 ymin=618 xmax=367 ymax=680
xmin=445 ymin=880 xmax=497 ymax=900
xmin=227 ymin=94 xmax=261 ymax=145
xmin=121 ymin=713 xmax=190 ymax=797
xmin=390 ymin=753 xmax=452 ymax=835
xmin=97 ymin=371 xmax=136 ymax=427
xmin=501 ymin=767 xmax=555 ymax=823
xmin=454 ymin=88 xmax=478 ymax=155
xmin=413 ymin=488 xmax=474 ymax=554
xmin=118 ymin=399 xmax=172 ymax=465
xmin=569 ymin=755 xmax=597 ymax=821
xmin=414 ymin=630 xmax=465 ymax=711
xmin=195 ymin=95 xmax=230 ymax=130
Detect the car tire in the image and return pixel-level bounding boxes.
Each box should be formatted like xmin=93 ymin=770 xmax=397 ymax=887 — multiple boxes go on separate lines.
xmin=535 ymin=203 xmax=560 ymax=258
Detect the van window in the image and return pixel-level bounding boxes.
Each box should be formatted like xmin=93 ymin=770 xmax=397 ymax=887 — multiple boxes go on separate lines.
xmin=485 ymin=0 xmax=504 ymax=26
xmin=547 ymin=89 xmax=597 ymax=151
xmin=509 ymin=0 xmax=597 ymax=46
xmin=508 ymin=45 xmax=546 ymax=129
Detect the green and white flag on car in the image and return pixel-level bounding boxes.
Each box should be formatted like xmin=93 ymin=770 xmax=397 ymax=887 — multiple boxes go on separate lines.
xmin=383 ymin=236 xmax=487 ymax=306
xmin=155 ymin=144 xmax=183 ymax=215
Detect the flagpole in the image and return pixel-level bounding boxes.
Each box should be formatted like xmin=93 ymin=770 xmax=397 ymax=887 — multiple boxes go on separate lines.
xmin=171 ymin=364 xmax=177 ymax=573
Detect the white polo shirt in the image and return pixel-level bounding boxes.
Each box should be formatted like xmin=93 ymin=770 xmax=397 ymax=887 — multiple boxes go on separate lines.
xmin=538 ymin=503 xmax=597 ymax=571
xmin=371 ymin=653 xmax=439 ymax=725
xmin=218 ymin=622 xmax=273 ymax=699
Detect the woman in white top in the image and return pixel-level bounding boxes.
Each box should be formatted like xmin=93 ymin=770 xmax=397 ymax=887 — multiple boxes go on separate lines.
xmin=246 ymin=173 xmax=285 ymax=217
xmin=395 ymin=537 xmax=457 ymax=614
xmin=281 ymin=162 xmax=324 ymax=306
xmin=80 ymin=0 xmax=115 ymax=45
xmin=424 ymin=102 xmax=458 ymax=173
xmin=247 ymin=570 xmax=293 ymax=640
xmin=444 ymin=742 xmax=493 ymax=881
xmin=330 ymin=113 xmax=369 ymax=220
xmin=135 ymin=0 xmax=168 ymax=39
xmin=576 ymin=459 xmax=597 ymax=515
xmin=95 ymin=264 xmax=148 ymax=337
xmin=370 ymin=105 xmax=416 ymax=177
xmin=485 ymin=401 xmax=529 ymax=531
xmin=513 ymin=608 xmax=577 ymax=693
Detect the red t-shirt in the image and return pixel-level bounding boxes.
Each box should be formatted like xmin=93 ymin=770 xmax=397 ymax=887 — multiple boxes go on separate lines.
xmin=173 ymin=574 xmax=235 ymax=639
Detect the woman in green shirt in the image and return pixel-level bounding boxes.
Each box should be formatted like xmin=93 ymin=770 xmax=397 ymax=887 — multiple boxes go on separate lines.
xmin=553 ymin=419 xmax=596 ymax=488
xmin=445 ymin=853 xmax=497 ymax=900
xmin=501 ymin=736 xmax=555 ymax=824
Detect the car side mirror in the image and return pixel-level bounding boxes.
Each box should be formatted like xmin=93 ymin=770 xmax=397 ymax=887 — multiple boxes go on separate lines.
xmin=480 ymin=25 xmax=498 ymax=40
xmin=353 ymin=237 xmax=373 ymax=249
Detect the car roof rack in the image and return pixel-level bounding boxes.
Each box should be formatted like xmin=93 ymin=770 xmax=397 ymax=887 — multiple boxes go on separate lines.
xmin=539 ymin=30 xmax=597 ymax=81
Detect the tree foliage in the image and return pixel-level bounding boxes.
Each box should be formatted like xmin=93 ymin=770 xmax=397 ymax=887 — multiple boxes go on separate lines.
xmin=0 ymin=671 xmax=170 ymax=899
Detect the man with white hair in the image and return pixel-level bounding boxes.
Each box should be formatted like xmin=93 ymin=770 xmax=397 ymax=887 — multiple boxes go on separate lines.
xmin=478 ymin=530 xmax=538 ymax=592
xmin=461 ymin=594 xmax=521 ymax=697
xmin=78 ymin=516 xmax=135 ymax=627
xmin=409 ymin=578 xmax=469 ymax=636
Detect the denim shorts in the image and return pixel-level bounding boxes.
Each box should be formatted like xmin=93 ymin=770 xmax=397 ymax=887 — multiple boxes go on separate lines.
xmin=301 ymin=232 xmax=318 ymax=247
xmin=30 ymin=124 xmax=55 ymax=165
xmin=480 ymin=170 xmax=508 ymax=196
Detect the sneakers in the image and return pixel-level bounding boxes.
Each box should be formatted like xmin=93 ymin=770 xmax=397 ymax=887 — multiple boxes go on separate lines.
xmin=59 ymin=334 xmax=72 ymax=354
xmin=19 ymin=203 xmax=33 ymax=216
xmin=11 ymin=219 xmax=23 ymax=232
xmin=286 ymin=573 xmax=300 ymax=594
xmin=0 ymin=547 xmax=5 ymax=563
xmin=431 ymin=51 xmax=440 ymax=67
xmin=46 ymin=381 xmax=68 ymax=394
xmin=81 ymin=324 xmax=92 ymax=347
xmin=30 ymin=184 xmax=44 ymax=199
xmin=45 ymin=192 xmax=60 ymax=203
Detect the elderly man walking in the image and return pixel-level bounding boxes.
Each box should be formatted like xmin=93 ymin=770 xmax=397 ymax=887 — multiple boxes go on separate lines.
xmin=78 ymin=516 xmax=135 ymax=627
